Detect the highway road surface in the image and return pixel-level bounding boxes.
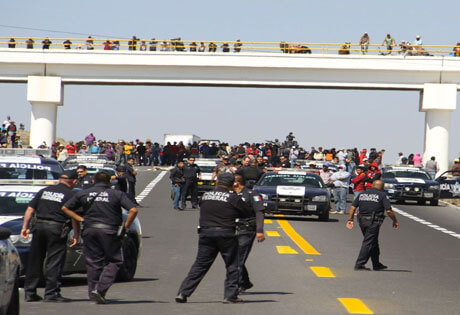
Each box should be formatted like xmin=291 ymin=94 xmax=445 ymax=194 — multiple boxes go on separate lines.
xmin=22 ymin=168 xmax=460 ymax=315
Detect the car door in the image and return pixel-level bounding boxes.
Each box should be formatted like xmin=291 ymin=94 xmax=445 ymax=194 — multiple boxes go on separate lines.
xmin=437 ymin=172 xmax=460 ymax=199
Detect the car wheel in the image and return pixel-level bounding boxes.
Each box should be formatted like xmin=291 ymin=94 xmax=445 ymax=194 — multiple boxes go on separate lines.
xmin=117 ymin=236 xmax=138 ymax=282
xmin=318 ymin=211 xmax=329 ymax=221
xmin=6 ymin=272 xmax=20 ymax=315
xmin=430 ymin=199 xmax=439 ymax=206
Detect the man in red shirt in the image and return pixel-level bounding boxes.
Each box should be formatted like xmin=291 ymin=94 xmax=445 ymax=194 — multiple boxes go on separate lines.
xmin=364 ymin=162 xmax=382 ymax=190
xmin=66 ymin=141 xmax=77 ymax=154
xmin=351 ymin=165 xmax=366 ymax=198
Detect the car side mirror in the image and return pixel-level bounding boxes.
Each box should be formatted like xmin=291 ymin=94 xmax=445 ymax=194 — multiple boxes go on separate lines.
xmin=0 ymin=227 xmax=11 ymax=241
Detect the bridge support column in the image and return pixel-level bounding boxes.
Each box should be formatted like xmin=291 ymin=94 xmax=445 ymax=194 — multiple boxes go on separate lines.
xmin=420 ymin=83 xmax=457 ymax=176
xmin=27 ymin=76 xmax=63 ymax=148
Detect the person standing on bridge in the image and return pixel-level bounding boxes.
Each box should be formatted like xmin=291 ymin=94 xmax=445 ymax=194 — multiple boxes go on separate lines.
xmin=382 ymin=34 xmax=396 ymax=55
xmin=175 ymin=173 xmax=253 ymax=304
xmin=346 ymin=180 xmax=399 ymax=271
xmin=359 ymin=32 xmax=370 ymax=54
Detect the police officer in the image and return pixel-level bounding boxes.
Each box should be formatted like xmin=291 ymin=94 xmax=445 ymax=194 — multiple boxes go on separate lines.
xmin=113 ymin=165 xmax=129 ymax=193
xmin=76 ymin=165 xmax=93 ymax=189
xmin=233 ymin=175 xmax=265 ymax=292
xmin=176 ymin=173 xmax=253 ymax=304
xmin=124 ymin=158 xmax=138 ymax=205
xmin=22 ymin=170 xmax=79 ymax=302
xmin=180 ymin=157 xmax=201 ymax=209
xmin=236 ymin=157 xmax=263 ymax=188
xmin=62 ymin=172 xmax=138 ymax=304
xmin=346 ymin=180 xmax=399 ymax=271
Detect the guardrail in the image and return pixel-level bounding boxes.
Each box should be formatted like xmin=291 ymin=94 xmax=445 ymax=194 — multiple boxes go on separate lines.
xmin=1 ymin=36 xmax=460 ymax=56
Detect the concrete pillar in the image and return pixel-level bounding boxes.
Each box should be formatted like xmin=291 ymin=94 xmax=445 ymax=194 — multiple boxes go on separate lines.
xmin=420 ymin=83 xmax=457 ymax=176
xmin=27 ymin=76 xmax=63 ymax=148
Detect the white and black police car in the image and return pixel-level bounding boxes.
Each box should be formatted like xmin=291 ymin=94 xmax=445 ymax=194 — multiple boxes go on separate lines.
xmin=382 ymin=166 xmax=440 ymax=206
xmin=0 ymin=150 xmax=142 ymax=281
xmin=435 ymin=170 xmax=460 ymax=199
xmin=195 ymin=158 xmax=219 ymax=196
xmin=253 ymin=169 xmax=331 ymax=221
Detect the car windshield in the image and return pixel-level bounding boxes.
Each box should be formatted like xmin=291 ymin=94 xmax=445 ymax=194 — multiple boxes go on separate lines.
xmin=0 ymin=162 xmax=63 ymax=180
xmin=258 ymin=174 xmax=323 ymax=188
xmin=0 ymin=191 xmax=36 ymax=215
xmin=383 ymin=171 xmax=430 ymax=180
xmin=197 ymin=165 xmax=215 ymax=173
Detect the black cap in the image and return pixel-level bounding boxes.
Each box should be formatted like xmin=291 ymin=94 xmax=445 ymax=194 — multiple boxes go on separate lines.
xmin=60 ymin=170 xmax=78 ymax=180
xmin=217 ymin=173 xmax=235 ymax=187
xmin=116 ymin=165 xmax=127 ymax=172
xmin=76 ymin=165 xmax=87 ymax=171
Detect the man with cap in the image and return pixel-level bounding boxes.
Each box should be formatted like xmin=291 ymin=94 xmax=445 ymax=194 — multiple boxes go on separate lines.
xmin=346 ymin=180 xmax=399 ymax=270
xmin=212 ymin=156 xmax=234 ymax=180
xmin=181 ymin=157 xmax=201 ymax=209
xmin=22 ymin=170 xmax=79 ymax=302
xmin=233 ymin=174 xmax=265 ymax=292
xmin=330 ymin=165 xmax=351 ymax=214
xmin=113 ymin=165 xmax=129 ymax=193
xmin=75 ymin=165 xmax=94 ymax=190
xmin=62 ymin=172 xmax=138 ymax=304
xmin=351 ymin=165 xmax=367 ymax=199
xmin=176 ymin=173 xmax=253 ymax=304
xmin=453 ymin=159 xmax=460 ymax=177
xmin=124 ymin=157 xmax=139 ymax=205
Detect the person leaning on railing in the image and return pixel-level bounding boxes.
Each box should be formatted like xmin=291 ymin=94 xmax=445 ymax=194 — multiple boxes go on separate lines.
xmin=26 ymin=38 xmax=34 ymax=49
xmin=359 ymin=32 xmax=370 ymax=55
xmin=453 ymin=43 xmax=460 ymax=57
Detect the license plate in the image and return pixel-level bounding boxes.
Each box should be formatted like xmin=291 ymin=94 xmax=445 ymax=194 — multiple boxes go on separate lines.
xmin=424 ymin=193 xmax=433 ymax=198
xmin=307 ymin=205 xmax=317 ymax=211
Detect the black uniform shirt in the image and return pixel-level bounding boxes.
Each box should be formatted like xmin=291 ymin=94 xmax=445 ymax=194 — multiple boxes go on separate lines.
xmin=76 ymin=173 xmax=93 ymax=190
xmin=28 ymin=183 xmax=76 ymax=223
xmin=236 ymin=166 xmax=262 ymax=181
xmin=240 ymin=187 xmax=265 ymax=233
xmin=125 ymin=164 xmax=136 ymax=183
xmin=64 ymin=183 xmax=136 ymax=226
xmin=351 ymin=188 xmax=391 ymax=216
xmin=199 ymin=187 xmax=252 ymax=229
xmin=114 ymin=174 xmax=128 ymax=193
xmin=183 ymin=163 xmax=201 ymax=180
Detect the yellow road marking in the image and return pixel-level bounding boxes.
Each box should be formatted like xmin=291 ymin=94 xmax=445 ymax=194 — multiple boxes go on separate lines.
xmin=264 ymin=219 xmax=273 ymax=224
xmin=305 ymin=259 xmax=313 ymax=262
xmin=310 ymin=266 xmax=335 ymax=278
xmin=338 ymin=298 xmax=374 ymax=314
xmin=277 ymin=220 xmax=321 ymax=255
xmin=266 ymin=231 xmax=280 ymax=237
xmin=276 ymin=246 xmax=298 ymax=254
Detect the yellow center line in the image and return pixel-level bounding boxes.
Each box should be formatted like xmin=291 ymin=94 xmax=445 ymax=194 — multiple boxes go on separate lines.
xmin=276 ymin=246 xmax=298 ymax=254
xmin=264 ymin=219 xmax=273 ymax=224
xmin=277 ymin=219 xmax=321 ymax=255
xmin=338 ymin=298 xmax=374 ymax=314
xmin=266 ymin=231 xmax=280 ymax=237
xmin=310 ymin=266 xmax=335 ymax=278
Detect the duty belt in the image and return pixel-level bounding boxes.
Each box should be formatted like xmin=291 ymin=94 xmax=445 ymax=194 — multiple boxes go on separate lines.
xmin=84 ymin=223 xmax=119 ymax=230
xmin=36 ymin=219 xmax=66 ymax=226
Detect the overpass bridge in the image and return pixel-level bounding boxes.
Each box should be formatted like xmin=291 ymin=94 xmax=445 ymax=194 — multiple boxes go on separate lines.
xmin=0 ymin=48 xmax=458 ymax=173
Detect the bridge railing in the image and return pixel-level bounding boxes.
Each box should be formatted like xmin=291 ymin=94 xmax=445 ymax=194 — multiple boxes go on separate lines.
xmin=1 ymin=37 xmax=459 ymax=56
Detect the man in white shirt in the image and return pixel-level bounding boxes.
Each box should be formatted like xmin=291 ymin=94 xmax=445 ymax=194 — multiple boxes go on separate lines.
xmin=3 ymin=116 xmax=11 ymax=129
xmin=330 ymin=165 xmax=351 ymax=214
xmin=337 ymin=148 xmax=347 ymax=165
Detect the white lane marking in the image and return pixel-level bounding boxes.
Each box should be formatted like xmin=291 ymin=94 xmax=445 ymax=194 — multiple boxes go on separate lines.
xmin=392 ymin=207 xmax=459 ymax=240
xmin=135 ymin=171 xmax=167 ymax=203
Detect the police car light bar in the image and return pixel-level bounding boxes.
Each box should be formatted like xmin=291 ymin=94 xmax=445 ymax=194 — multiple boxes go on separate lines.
xmin=0 ymin=148 xmax=51 ymax=158
xmin=0 ymin=179 xmax=58 ymax=186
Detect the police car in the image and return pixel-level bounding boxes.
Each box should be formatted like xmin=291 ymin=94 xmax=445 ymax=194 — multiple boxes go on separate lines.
xmin=382 ymin=166 xmax=440 ymax=206
xmin=253 ymin=169 xmax=331 ymax=220
xmin=62 ymin=155 xmax=118 ymax=189
xmin=435 ymin=170 xmax=460 ymax=199
xmin=296 ymin=160 xmax=338 ymax=173
xmin=195 ymin=158 xmax=219 ymax=196
xmin=0 ymin=227 xmax=20 ymax=315
xmin=0 ymin=184 xmax=142 ymax=281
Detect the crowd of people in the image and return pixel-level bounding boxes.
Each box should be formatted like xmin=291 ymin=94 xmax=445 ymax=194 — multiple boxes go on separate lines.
xmin=0 ymin=115 xmax=25 ymax=148
xmin=4 ymin=34 xmax=460 ymax=56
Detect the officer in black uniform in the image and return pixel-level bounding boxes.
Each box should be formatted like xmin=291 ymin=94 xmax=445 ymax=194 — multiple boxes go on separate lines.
xmin=113 ymin=165 xmax=128 ymax=193
xmin=346 ymin=180 xmax=399 ymax=271
xmin=22 ymin=170 xmax=79 ymax=302
xmin=236 ymin=157 xmax=263 ymax=188
xmin=233 ymin=175 xmax=265 ymax=292
xmin=62 ymin=172 xmax=138 ymax=304
xmin=180 ymin=157 xmax=201 ymax=209
xmin=176 ymin=173 xmax=252 ymax=304
xmin=76 ymin=165 xmax=94 ymax=189
xmin=124 ymin=158 xmax=138 ymax=205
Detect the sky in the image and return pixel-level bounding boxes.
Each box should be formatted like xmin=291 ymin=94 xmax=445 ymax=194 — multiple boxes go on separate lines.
xmin=1 ymin=0 xmax=460 ymax=162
